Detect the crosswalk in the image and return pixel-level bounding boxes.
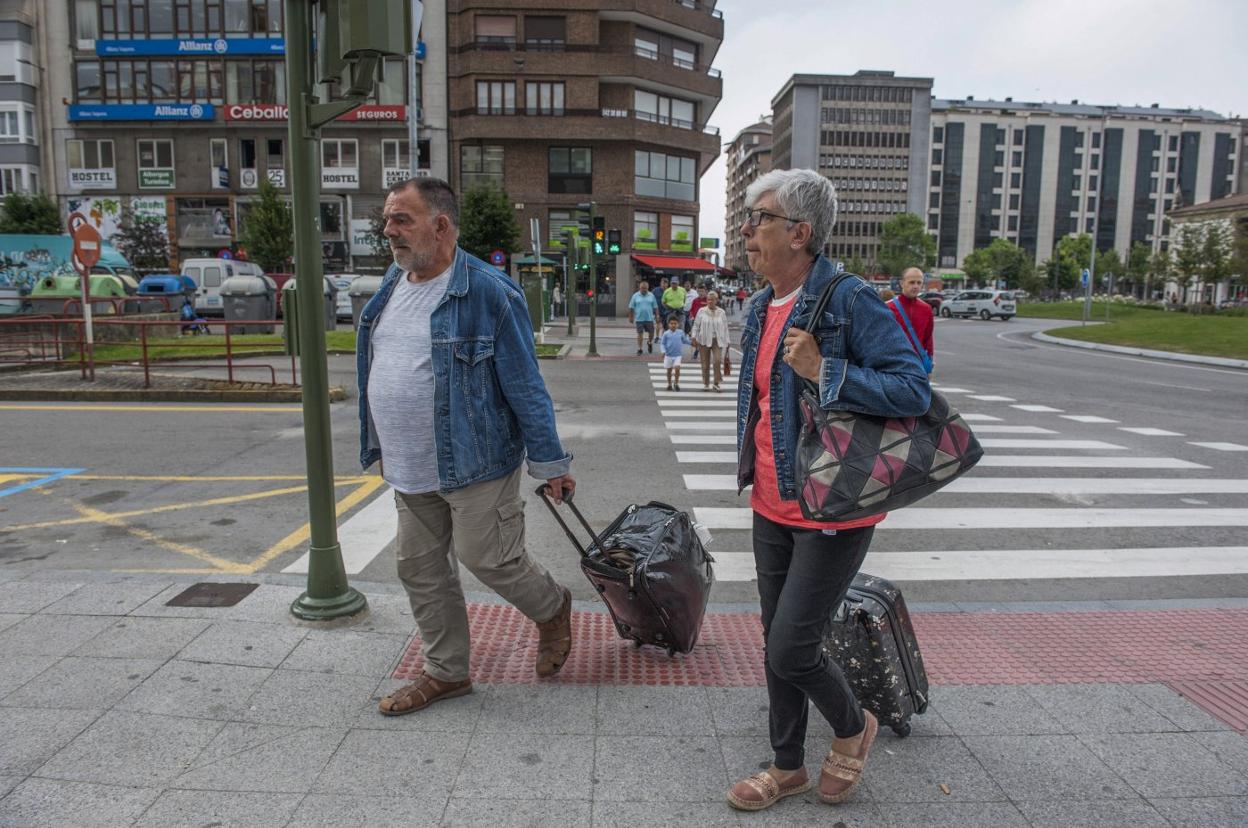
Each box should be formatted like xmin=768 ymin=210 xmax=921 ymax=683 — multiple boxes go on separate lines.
xmin=647 ymin=363 xmax=1248 ymax=584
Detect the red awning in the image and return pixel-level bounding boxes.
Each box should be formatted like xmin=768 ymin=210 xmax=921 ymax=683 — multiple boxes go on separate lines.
xmin=631 ymin=254 xmax=717 ymax=273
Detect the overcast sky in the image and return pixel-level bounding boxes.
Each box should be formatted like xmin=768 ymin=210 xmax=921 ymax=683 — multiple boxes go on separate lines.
xmin=700 ymin=0 xmax=1246 ymax=261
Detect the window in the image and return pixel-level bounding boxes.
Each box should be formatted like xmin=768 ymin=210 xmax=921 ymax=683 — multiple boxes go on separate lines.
xmin=992 ymin=172 xmax=1003 ymax=188
xmin=634 ymin=32 xmax=659 ymax=60
xmin=1166 ymin=157 xmax=1176 ymax=173
xmin=931 ymin=148 xmax=942 ymax=165
xmin=1013 ymin=130 xmax=1024 ymax=146
xmin=210 ymin=137 xmax=227 ymax=188
xmin=525 ymin=82 xmax=564 ymax=116
xmin=67 ymin=138 xmax=113 ymax=169
xmin=547 ymin=209 xmax=579 ymax=244
xmin=671 ymin=214 xmax=695 ymax=250
xmin=1009 ymin=193 xmax=1020 ymax=210
xmin=226 ymin=60 xmax=285 ymax=104
xmin=1168 ymin=135 xmax=1178 ymax=152
xmin=475 ymin=14 xmax=516 ymax=48
xmin=382 ymin=138 xmax=409 ymax=170
xmin=929 ymin=170 xmax=940 ymax=187
xmin=634 ymin=211 xmax=658 ymax=247
xmin=1010 ymin=172 xmax=1021 ymax=188
xmin=239 ymin=137 xmax=256 ymax=169
xmin=524 ymin=16 xmax=565 ymax=50
xmin=928 ymin=192 xmax=940 ymax=209
xmin=1165 ymin=178 xmax=1175 ymax=194
xmin=634 ymin=90 xmax=694 ymax=129
xmin=322 ymin=139 xmax=358 ymax=169
xmin=75 ymin=0 xmax=99 ymax=41
xmin=1088 ymin=175 xmax=1097 ymax=191
xmin=461 ymin=145 xmax=504 ymax=190
xmin=477 ymin=81 xmax=515 ymax=114
xmin=0 ymin=110 xmax=18 ymax=143
xmin=137 ymin=138 xmax=175 ymax=188
xmin=634 ymin=150 xmax=695 ymax=201
xmin=1012 ymin=151 xmax=1022 ymax=167
xmin=376 ymin=57 xmax=407 ymax=105
xmin=1091 ymin=132 xmax=1101 ymax=149
xmin=548 ymin=146 xmax=591 ymax=194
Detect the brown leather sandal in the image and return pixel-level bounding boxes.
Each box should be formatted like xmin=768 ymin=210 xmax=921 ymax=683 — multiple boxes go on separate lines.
xmin=378 ymin=672 xmax=472 ymax=716
xmin=819 ymin=710 xmax=878 ymax=804
xmin=535 ymin=586 xmax=573 ymax=677
xmin=726 ymin=768 xmax=812 ymax=811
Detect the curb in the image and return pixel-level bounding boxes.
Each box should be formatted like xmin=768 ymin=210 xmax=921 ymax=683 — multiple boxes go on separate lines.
xmin=537 ymin=344 xmax=573 ymax=360
xmin=0 ymin=386 xmax=348 ymax=403
xmin=1031 ymin=330 xmax=1248 ymax=369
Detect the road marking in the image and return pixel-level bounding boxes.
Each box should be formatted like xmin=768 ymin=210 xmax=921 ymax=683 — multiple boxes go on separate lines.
xmin=694 ymin=507 xmax=1248 ymax=531
xmin=931 ymin=387 xmax=973 ymax=393
xmin=0 ymin=404 xmax=302 ymax=413
xmin=709 ymin=547 xmax=1248 ymax=582
xmin=676 ymin=451 xmax=737 ymax=463
xmin=71 ymin=474 xmax=372 ymax=483
xmin=283 ymin=486 xmax=396 ymax=575
xmin=976 ymin=438 xmax=1126 ymax=450
xmin=968 ymin=395 xmax=1016 ymax=402
xmin=0 ymin=467 xmax=83 ymax=498
xmin=960 ymin=414 xmax=1003 ymax=422
xmin=1061 ymin=415 xmax=1119 ymax=424
xmin=656 ymin=399 xmax=738 ymax=407
xmin=671 ymin=434 xmax=736 ymax=444
xmin=655 ymin=391 xmax=738 ymax=398
xmin=972 ymin=426 xmax=1059 ymax=434
xmin=977 ymin=455 xmax=1208 ymax=469
xmin=652 ymin=383 xmax=740 ymax=390
xmin=666 ymin=422 xmax=737 ymax=431
xmin=1119 ymin=427 xmax=1185 ymax=437
xmin=249 ymin=476 xmax=387 ymax=572
xmin=1189 ymin=442 xmax=1248 ymax=452
xmin=1011 ymin=404 xmax=1064 ymax=413
xmin=661 ymin=410 xmax=738 ymax=418
xmin=683 ymin=476 xmax=1248 ymax=495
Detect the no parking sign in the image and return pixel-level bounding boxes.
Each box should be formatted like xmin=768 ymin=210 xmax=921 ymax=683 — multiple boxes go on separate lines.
xmin=490 ymin=249 xmax=506 ymax=267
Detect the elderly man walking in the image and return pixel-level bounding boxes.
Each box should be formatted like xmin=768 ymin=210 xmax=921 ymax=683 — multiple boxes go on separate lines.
xmin=356 ymin=177 xmax=576 ymax=715
xmin=887 ymin=267 xmax=935 ymax=374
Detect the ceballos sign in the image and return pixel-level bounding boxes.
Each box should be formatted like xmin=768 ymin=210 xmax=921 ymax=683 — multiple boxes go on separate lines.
xmin=225 ymin=104 xmax=405 ymax=122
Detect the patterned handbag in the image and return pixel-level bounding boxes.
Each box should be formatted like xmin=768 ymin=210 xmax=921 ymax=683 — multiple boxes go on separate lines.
xmin=795 ymin=275 xmax=983 ymax=522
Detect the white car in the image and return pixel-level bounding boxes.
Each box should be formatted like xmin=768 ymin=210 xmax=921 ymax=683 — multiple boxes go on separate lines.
xmin=326 ymin=273 xmax=361 ymax=321
xmin=941 ymin=289 xmax=1016 ymax=320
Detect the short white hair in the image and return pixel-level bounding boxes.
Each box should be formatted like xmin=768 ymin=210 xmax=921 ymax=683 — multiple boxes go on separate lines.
xmin=745 ymin=169 xmax=839 ymax=257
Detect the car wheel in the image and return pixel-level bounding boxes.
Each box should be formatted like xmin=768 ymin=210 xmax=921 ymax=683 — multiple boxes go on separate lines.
xmin=979 ymin=309 xmax=991 ymax=320
xmin=940 ymin=306 xmax=951 ymax=318
xmin=1000 ymin=315 xmax=1013 ymax=321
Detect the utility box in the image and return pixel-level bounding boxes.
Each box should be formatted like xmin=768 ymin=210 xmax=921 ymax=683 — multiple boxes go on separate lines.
xmin=348 ymin=275 xmax=383 ymax=330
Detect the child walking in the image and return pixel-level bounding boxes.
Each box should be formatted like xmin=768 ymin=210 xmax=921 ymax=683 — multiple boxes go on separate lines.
xmin=660 ymin=315 xmax=691 ymax=391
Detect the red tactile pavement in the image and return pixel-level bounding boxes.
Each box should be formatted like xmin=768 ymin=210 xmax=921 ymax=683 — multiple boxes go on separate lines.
xmin=394 ymin=604 xmax=1248 ymax=691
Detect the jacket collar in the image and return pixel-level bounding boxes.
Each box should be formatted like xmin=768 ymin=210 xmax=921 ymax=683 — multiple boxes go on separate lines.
xmin=445 ymin=247 xmax=470 ymax=297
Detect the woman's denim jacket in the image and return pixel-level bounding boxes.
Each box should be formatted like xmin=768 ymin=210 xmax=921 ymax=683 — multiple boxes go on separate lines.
xmin=356 ymin=248 xmax=571 ymax=492
xmin=736 ymin=255 xmax=931 ymax=499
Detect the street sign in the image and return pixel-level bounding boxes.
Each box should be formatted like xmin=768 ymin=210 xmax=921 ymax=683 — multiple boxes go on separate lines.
xmin=68 ymin=211 xmax=101 ymax=381
xmin=490 ymin=249 xmax=506 ymax=266
xmin=1081 ymin=268 xmax=1090 ymax=287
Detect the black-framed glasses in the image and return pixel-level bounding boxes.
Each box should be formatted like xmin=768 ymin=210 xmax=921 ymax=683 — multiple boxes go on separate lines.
xmin=745 ymin=207 xmax=803 ymax=227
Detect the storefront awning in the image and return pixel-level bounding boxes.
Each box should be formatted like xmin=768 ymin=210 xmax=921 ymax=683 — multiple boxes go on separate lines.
xmin=631 ymin=255 xmax=716 ymax=273
xmin=513 ymin=254 xmax=558 ymax=266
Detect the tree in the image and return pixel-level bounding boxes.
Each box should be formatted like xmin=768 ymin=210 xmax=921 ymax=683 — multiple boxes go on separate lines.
xmin=458 ymin=185 xmax=520 ymax=262
xmin=0 ymin=192 xmax=62 ymax=235
xmin=1049 ymin=233 xmax=1093 ymax=291
xmin=845 ymin=254 xmax=867 ymax=275
xmin=1095 ymin=249 xmax=1123 ymax=293
xmin=1126 ymin=241 xmax=1151 ymax=298
xmin=1173 ymin=224 xmax=1204 ymax=303
xmin=1148 ymin=247 xmax=1172 ymax=301
xmin=1201 ymin=222 xmax=1233 ymax=298
xmin=112 ymin=211 xmax=172 ymax=274
xmin=876 ymin=212 xmax=935 ymax=277
xmin=1231 ymin=217 xmax=1248 ymax=282
xmin=962 ymin=239 xmax=1034 ymax=289
xmin=238 ymin=176 xmax=293 ymax=273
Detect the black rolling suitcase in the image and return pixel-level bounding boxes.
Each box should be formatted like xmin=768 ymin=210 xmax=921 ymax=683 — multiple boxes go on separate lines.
xmin=537 ymin=487 xmax=714 ymax=656
xmin=822 ymin=572 xmax=929 ymax=737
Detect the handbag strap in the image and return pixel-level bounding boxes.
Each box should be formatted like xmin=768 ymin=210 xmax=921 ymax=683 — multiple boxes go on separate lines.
xmin=801 ymin=271 xmax=854 ymax=335
xmin=888 ymin=298 xmax=925 ymax=357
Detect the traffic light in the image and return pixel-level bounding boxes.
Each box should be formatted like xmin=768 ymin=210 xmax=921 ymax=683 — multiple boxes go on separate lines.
xmin=591 ymin=216 xmax=606 ymax=256
xmin=607 ymin=229 xmax=621 ymax=255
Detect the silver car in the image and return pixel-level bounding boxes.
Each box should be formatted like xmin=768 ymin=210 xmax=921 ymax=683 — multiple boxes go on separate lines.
xmin=941 ymin=289 xmax=1016 ymax=321
xmin=327 ymin=273 xmax=361 ymax=321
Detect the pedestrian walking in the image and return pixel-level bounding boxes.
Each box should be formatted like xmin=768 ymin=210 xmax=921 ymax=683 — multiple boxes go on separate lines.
xmin=629 ymin=280 xmax=660 ymax=354
xmin=725 ymin=169 xmax=929 ymax=811
xmin=736 ymin=286 xmax=747 ymax=312
xmin=661 ymin=279 xmax=687 ymax=330
xmin=659 ymin=315 xmax=690 ymax=391
xmin=687 ymin=285 xmax=708 ymax=358
xmin=356 ymin=177 xmax=576 ymax=716
xmin=654 ymin=277 xmax=671 ymax=327
xmin=886 ymin=267 xmax=934 ymax=374
xmin=551 ymin=283 xmax=562 ymax=318
xmin=691 ymin=289 xmax=729 ymax=392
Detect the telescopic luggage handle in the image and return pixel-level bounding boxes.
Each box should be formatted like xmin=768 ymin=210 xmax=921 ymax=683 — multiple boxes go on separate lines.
xmin=535 ymin=485 xmax=604 ymax=559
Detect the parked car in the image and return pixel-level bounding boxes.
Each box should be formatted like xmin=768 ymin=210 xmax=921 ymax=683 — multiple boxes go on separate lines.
xmin=326 ymin=273 xmax=362 ymax=321
xmin=180 ymin=258 xmax=264 ymax=316
xmin=919 ymin=291 xmax=944 ymax=312
xmin=941 ymin=290 xmax=1016 ymax=320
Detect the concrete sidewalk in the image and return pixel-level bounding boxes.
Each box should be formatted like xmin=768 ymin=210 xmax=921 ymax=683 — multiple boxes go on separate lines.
xmin=1 ymin=572 xmax=1246 ymax=827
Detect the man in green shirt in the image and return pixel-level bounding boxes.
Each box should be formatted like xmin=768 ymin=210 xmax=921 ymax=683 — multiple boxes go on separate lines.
xmin=662 ymin=281 xmax=687 ymax=328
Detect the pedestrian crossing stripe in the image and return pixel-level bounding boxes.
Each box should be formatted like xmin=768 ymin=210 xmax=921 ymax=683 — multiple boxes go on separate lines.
xmin=1062 ymin=415 xmax=1119 ymax=424
xmin=1120 ymin=427 xmax=1185 ymax=437
xmin=975 ymin=438 xmax=1126 ymax=450
xmin=666 ymin=422 xmax=736 ymax=431
xmin=1012 ymin=404 xmax=1064 ymax=412
xmin=669 ymin=452 xmax=1209 ymax=469
xmin=694 ymin=507 xmax=1248 ymax=531
xmin=1189 ymin=442 xmax=1248 ymax=452
xmin=671 ymin=434 xmax=736 ymax=444
xmin=656 ymin=400 xmax=738 ymax=407
xmin=682 ymin=476 xmax=1248 ymax=496
xmin=661 ymin=410 xmax=738 ymax=418
xmin=966 ymin=426 xmax=1057 ymax=434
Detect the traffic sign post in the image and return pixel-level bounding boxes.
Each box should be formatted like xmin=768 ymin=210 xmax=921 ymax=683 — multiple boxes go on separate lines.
xmin=576 ymin=201 xmax=599 ymax=356
xmin=68 ymin=212 xmax=102 ymax=381
xmin=1081 ymin=267 xmax=1092 ymax=325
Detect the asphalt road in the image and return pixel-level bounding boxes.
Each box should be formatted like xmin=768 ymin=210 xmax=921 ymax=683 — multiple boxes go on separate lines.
xmin=2 ymin=314 xmax=1246 ymax=608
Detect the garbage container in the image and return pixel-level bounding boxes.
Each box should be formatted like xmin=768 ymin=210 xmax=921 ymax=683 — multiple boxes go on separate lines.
xmin=348 ymin=275 xmax=383 ymax=330
xmin=220 ymin=274 xmax=276 ymax=334
xmin=136 ymin=274 xmax=195 ymax=315
xmin=29 ymin=273 xmax=125 ymax=316
xmin=281 ymin=276 xmax=337 ymax=354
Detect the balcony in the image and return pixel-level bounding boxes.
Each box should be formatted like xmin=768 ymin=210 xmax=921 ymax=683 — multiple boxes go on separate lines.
xmin=450 ymin=0 xmax=723 ymax=46
xmin=453 ymin=43 xmax=722 ymax=104
xmin=452 ymin=107 xmax=721 ymax=168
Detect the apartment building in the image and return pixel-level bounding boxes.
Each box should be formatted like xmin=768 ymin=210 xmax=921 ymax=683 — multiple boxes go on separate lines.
xmin=47 ymin=0 xmax=445 ymax=272
xmin=722 ymin=116 xmax=770 ymax=275
xmin=446 ymin=0 xmax=723 ymax=302
xmin=928 ymin=98 xmax=1241 ymax=271
xmin=0 ymin=0 xmax=43 ymax=196
xmin=770 ymin=71 xmax=933 ymax=265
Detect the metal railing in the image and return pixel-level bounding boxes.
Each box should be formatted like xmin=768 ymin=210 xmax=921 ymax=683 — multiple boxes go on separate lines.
xmin=0 ymin=316 xmax=297 ymax=387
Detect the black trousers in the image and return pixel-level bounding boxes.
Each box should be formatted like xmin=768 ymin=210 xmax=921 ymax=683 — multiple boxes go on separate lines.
xmin=753 ymin=512 xmax=874 ymax=770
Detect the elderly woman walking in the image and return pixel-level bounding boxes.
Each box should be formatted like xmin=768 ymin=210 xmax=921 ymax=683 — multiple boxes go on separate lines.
xmin=725 ymin=169 xmax=930 ymax=812
xmin=691 ymin=289 xmax=730 ymax=392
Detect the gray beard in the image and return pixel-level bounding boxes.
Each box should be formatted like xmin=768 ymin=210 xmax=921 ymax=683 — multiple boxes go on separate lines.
xmin=391 ymin=248 xmax=432 ymax=274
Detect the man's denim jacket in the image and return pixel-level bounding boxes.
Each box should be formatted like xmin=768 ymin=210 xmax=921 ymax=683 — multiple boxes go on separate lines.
xmin=356 ymin=248 xmax=571 ymax=491
xmin=736 ymin=255 xmax=931 ymax=499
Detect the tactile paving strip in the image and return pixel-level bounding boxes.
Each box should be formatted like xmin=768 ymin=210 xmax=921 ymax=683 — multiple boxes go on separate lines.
xmin=393 ymin=605 xmax=1248 ymax=706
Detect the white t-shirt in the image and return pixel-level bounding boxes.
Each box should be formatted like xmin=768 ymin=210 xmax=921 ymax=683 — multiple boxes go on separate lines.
xmin=367 ymin=267 xmax=451 ymax=494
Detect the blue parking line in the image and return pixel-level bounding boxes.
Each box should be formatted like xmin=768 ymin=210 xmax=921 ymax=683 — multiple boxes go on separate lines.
xmin=0 ymin=468 xmax=85 ymax=498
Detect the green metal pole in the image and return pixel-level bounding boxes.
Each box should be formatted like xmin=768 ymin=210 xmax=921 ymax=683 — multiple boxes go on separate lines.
xmin=587 ymin=203 xmax=598 ymax=357
xmin=286 ymin=0 xmax=367 ymax=621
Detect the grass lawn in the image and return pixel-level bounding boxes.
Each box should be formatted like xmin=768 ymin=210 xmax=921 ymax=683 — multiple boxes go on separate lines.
xmin=1018 ymin=301 xmax=1248 ymax=359
xmin=86 ymin=330 xmax=563 ymax=362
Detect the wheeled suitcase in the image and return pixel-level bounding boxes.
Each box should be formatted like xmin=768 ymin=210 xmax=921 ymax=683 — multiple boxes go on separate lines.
xmin=537 ymin=486 xmax=715 ymax=655
xmin=822 ymin=572 xmax=929 ymax=737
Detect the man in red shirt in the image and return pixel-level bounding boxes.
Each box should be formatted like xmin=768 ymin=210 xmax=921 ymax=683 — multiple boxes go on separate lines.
xmin=887 ymin=267 xmax=934 ymax=373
